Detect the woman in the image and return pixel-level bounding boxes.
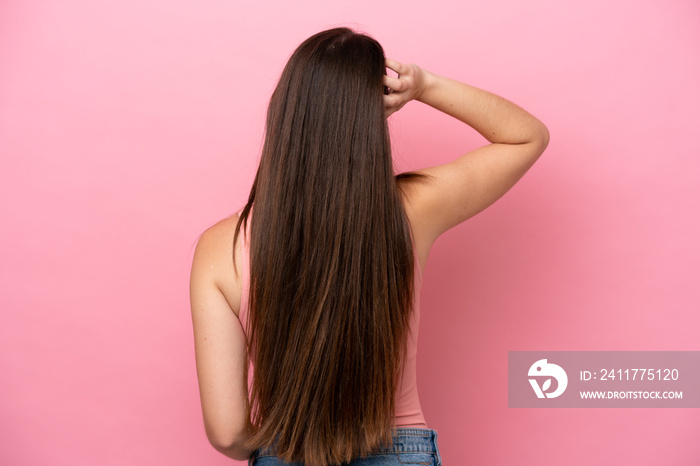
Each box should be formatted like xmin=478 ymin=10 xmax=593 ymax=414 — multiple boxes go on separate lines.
xmin=190 ymin=27 xmax=549 ymax=465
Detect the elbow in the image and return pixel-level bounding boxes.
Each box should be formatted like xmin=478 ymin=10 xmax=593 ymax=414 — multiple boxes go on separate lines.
xmin=527 ymin=124 xmax=550 ymax=160
xmin=206 ymin=429 xmax=235 ymax=450
xmin=213 ymin=444 xmax=251 ymax=462
xmin=541 ymin=125 xmax=550 ymax=150
xmin=206 ymin=427 xmax=251 ymax=461
xmin=537 ymin=123 xmax=550 ymax=152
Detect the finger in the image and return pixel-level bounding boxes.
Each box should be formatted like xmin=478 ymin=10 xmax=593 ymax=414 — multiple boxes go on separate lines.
xmin=383 ymin=93 xmax=403 ymax=109
xmin=385 ymin=58 xmax=404 ymax=75
xmin=382 ymin=74 xmax=404 ymax=92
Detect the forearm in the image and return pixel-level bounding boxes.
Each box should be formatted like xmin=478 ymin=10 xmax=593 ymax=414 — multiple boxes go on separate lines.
xmin=417 ymin=70 xmax=549 ymax=146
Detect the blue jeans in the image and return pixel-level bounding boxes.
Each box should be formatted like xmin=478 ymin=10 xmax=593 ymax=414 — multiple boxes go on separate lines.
xmin=249 ymin=428 xmax=442 ymax=465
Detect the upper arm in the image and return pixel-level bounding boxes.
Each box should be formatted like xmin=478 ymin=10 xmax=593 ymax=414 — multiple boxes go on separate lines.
xmin=403 ymin=136 xmax=549 ymax=245
xmin=190 ymin=226 xmax=249 ymax=452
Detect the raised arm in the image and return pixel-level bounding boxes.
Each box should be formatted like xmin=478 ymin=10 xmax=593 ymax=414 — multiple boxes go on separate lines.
xmin=385 ymin=59 xmax=550 ymax=246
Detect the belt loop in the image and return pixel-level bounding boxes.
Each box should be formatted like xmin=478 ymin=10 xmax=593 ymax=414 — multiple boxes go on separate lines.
xmin=432 ymin=429 xmax=442 ymax=466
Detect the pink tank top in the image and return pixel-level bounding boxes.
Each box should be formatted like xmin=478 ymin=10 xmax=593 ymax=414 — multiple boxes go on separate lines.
xmin=237 ymin=209 xmax=427 ymax=427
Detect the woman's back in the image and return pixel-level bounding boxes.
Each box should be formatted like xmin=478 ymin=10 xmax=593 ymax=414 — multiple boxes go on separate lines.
xmin=190 ymin=27 xmax=549 ymax=466
xmin=235 ymin=196 xmax=427 ymax=427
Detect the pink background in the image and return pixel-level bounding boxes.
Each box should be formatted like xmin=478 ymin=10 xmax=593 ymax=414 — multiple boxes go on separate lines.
xmin=1 ymin=0 xmax=698 ymax=464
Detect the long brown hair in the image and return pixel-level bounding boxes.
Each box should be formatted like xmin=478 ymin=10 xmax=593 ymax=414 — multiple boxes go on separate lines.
xmin=233 ymin=27 xmax=427 ymax=466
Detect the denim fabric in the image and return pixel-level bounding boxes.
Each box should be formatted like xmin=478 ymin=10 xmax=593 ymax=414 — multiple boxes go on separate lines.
xmin=248 ymin=428 xmax=441 ymax=466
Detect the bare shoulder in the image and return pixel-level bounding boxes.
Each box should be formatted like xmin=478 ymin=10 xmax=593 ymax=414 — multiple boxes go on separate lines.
xmin=192 ymin=214 xmax=243 ymax=317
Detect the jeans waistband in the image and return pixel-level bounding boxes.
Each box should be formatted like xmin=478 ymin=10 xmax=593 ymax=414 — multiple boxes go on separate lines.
xmin=376 ymin=428 xmax=439 ymax=454
xmin=252 ymin=427 xmax=441 ymax=461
